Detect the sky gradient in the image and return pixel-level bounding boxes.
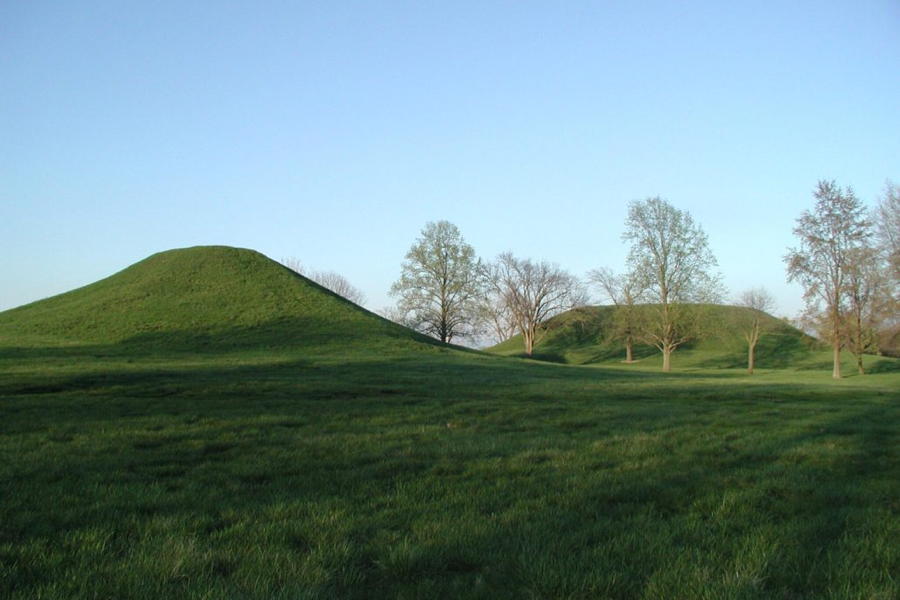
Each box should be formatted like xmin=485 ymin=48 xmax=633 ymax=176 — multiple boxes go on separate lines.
xmin=2 ymin=1 xmax=898 ymax=319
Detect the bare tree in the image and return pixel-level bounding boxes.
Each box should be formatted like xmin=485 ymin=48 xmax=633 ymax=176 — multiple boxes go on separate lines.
xmin=281 ymin=258 xmax=366 ymax=306
xmin=841 ymin=246 xmax=889 ymax=374
xmin=390 ymin=221 xmax=482 ymax=344
xmin=785 ymin=180 xmax=870 ymax=379
xmin=474 ymin=262 xmax=518 ymax=345
xmin=873 ymin=182 xmax=900 ymax=356
xmin=737 ymin=287 xmax=776 ymax=375
xmin=623 ymin=197 xmax=722 ymax=372
xmin=281 ymin=257 xmax=305 ymax=275
xmin=876 ymin=181 xmax=900 ymax=284
xmin=377 ymin=304 xmax=416 ymax=329
xmin=588 ymin=267 xmax=645 ymax=363
xmin=487 ymin=253 xmax=585 ymax=355
xmin=310 ymin=271 xmax=367 ymax=306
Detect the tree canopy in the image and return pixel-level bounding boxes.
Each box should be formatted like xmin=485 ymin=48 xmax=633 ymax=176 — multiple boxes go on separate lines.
xmin=390 ymin=221 xmax=482 ymax=343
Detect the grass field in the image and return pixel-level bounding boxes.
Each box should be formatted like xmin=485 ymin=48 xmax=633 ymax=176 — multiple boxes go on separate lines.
xmin=2 ymin=342 xmax=898 ymax=599
xmin=2 ymin=247 xmax=898 ymax=598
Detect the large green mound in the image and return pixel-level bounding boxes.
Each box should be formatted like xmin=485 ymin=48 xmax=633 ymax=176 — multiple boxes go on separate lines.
xmin=490 ymin=304 xmax=820 ymax=369
xmin=0 ymin=246 xmax=429 ymax=352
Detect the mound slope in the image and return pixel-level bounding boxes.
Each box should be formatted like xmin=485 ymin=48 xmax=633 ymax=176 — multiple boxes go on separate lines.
xmin=0 ymin=246 xmax=428 ymax=351
xmin=490 ymin=304 xmax=819 ymax=368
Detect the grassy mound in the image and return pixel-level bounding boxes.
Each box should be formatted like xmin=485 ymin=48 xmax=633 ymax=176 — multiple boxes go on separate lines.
xmin=0 ymin=246 xmax=429 ymax=353
xmin=490 ymin=304 xmax=821 ymax=369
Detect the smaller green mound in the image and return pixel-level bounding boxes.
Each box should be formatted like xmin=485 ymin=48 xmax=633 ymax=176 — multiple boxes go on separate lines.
xmin=489 ymin=304 xmax=820 ymax=369
xmin=0 ymin=246 xmax=431 ymax=353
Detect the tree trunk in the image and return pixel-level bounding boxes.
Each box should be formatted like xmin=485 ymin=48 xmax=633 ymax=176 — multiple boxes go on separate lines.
xmin=831 ymin=313 xmax=841 ymax=379
xmin=523 ymin=329 xmax=534 ymax=356
xmin=662 ymin=347 xmax=671 ymax=372
xmin=832 ymin=341 xmax=841 ymax=379
xmin=747 ymin=342 xmax=755 ymax=375
xmin=625 ymin=339 xmax=633 ymax=363
xmin=855 ymin=312 xmax=865 ymax=375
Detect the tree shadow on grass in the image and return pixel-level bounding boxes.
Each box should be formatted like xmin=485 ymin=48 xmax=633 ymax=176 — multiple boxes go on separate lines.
xmin=343 ymin=402 xmax=899 ymax=598
xmin=866 ymin=358 xmax=900 ymax=374
xmin=696 ymin=334 xmax=816 ymax=370
xmin=12 ymin=389 xmax=895 ymax=598
xmin=2 ymin=331 xmax=898 ymax=599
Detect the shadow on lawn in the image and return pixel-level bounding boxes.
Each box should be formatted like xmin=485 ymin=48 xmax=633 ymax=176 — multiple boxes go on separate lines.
xmin=331 ymin=402 xmax=898 ymax=597
xmin=0 ymin=316 xmax=438 ymax=359
xmin=696 ymin=333 xmax=817 ymax=370
xmin=2 ymin=314 xmax=897 ymax=599
xmin=6 ymin=385 xmax=894 ymax=598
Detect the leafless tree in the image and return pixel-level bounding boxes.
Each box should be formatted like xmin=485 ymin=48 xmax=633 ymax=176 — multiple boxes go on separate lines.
xmin=281 ymin=257 xmax=305 ymax=275
xmin=474 ymin=262 xmax=518 ymax=345
xmin=785 ymin=180 xmax=870 ymax=379
xmin=623 ymin=197 xmax=723 ymax=372
xmin=737 ymin=287 xmax=776 ymax=374
xmin=376 ymin=304 xmax=416 ymax=329
xmin=876 ymin=181 xmax=900 ymax=284
xmin=281 ymin=257 xmax=367 ymax=306
xmin=841 ymin=246 xmax=889 ymax=374
xmin=588 ymin=267 xmax=646 ymax=363
xmin=390 ymin=221 xmax=482 ymax=343
xmin=486 ymin=253 xmax=585 ymax=355
xmin=311 ymin=271 xmax=367 ymax=306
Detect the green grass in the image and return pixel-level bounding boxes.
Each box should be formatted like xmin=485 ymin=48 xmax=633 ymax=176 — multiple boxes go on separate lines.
xmin=489 ymin=305 xmax=822 ymax=369
xmin=2 ymin=344 xmax=898 ymax=599
xmin=1 ymin=247 xmax=898 ymax=598
xmin=0 ymin=245 xmax=429 ymax=352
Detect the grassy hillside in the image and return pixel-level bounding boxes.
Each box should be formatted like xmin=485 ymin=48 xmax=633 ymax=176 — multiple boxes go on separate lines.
xmin=490 ymin=304 xmax=833 ymax=370
xmin=0 ymin=246 xmax=431 ymax=354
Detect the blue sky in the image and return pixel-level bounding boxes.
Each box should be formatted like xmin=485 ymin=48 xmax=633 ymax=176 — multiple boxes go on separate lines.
xmin=2 ymin=1 xmax=898 ymax=318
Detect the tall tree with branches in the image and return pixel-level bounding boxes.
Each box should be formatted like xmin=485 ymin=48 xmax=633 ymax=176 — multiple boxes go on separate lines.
xmin=588 ymin=267 xmax=645 ymax=363
xmin=623 ymin=197 xmax=722 ymax=372
xmin=390 ymin=221 xmax=482 ymax=344
xmin=474 ymin=262 xmax=518 ymax=346
xmin=737 ymin=287 xmax=776 ymax=375
xmin=876 ymin=181 xmax=900 ymax=285
xmin=785 ymin=180 xmax=871 ymax=379
xmin=841 ymin=246 xmax=888 ymax=374
xmin=487 ymin=253 xmax=584 ymax=355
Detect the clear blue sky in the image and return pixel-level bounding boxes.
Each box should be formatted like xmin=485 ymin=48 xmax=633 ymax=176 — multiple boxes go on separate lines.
xmin=2 ymin=1 xmax=898 ymax=318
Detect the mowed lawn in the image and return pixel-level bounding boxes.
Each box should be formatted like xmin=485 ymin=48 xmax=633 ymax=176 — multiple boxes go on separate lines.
xmin=1 ymin=344 xmax=898 ymax=599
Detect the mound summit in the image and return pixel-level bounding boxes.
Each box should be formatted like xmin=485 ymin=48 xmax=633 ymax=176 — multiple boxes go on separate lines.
xmin=0 ymin=246 xmax=428 ymax=352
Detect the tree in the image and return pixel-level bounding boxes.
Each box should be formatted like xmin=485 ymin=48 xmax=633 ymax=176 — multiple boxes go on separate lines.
xmin=281 ymin=258 xmax=367 ymax=306
xmin=281 ymin=257 xmax=305 ymax=275
xmin=841 ymin=246 xmax=888 ymax=374
xmin=377 ymin=304 xmax=416 ymax=329
xmin=486 ymin=253 xmax=585 ymax=355
xmin=873 ymin=182 xmax=900 ymax=356
xmin=737 ymin=287 xmax=776 ymax=375
xmin=623 ymin=197 xmax=722 ymax=372
xmin=588 ymin=267 xmax=645 ymax=363
xmin=390 ymin=221 xmax=482 ymax=344
xmin=785 ymin=180 xmax=870 ymax=379
xmin=474 ymin=262 xmax=518 ymax=346
xmin=311 ymin=271 xmax=367 ymax=306
xmin=875 ymin=181 xmax=900 ymax=284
